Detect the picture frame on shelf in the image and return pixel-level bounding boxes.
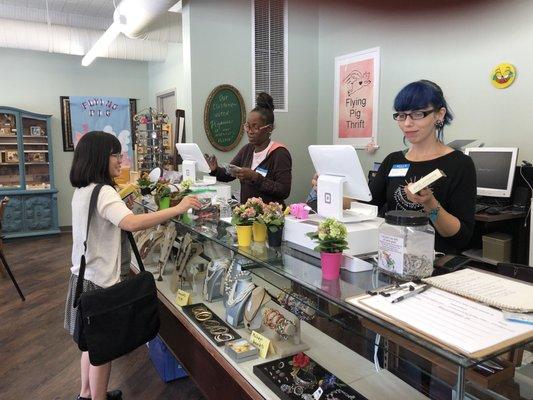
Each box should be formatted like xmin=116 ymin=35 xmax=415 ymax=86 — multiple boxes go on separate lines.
xmin=5 ymin=150 xmax=19 ymax=163
xmin=28 ymin=152 xmax=46 ymax=163
xmin=30 ymin=126 xmax=42 ymax=136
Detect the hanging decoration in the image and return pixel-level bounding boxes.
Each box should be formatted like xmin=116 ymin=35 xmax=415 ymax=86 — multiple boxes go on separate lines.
xmin=490 ymin=63 xmax=516 ymax=89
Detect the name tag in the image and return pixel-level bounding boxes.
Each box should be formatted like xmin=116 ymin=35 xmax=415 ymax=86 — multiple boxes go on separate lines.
xmin=388 ymin=163 xmax=410 ymax=177
xmin=256 ymin=167 xmax=268 ymax=177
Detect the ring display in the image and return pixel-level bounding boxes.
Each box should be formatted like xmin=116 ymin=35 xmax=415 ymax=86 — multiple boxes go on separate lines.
xmin=183 ymin=303 xmax=241 ymax=346
xmin=253 ymin=353 xmax=368 ymax=400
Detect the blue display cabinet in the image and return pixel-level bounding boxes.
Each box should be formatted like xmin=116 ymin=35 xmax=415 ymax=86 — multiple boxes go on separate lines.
xmin=0 ymin=107 xmax=59 ymax=238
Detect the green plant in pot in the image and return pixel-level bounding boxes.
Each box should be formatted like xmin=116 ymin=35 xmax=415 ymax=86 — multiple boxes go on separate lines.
xmin=154 ymin=178 xmax=171 ymax=209
xmin=231 ymin=204 xmax=257 ymax=247
xmin=244 ymin=197 xmax=267 ymax=242
xmin=306 ymin=218 xmax=348 ymax=280
xmin=257 ymin=202 xmax=285 ymax=247
xmin=137 ymin=172 xmax=153 ymax=195
xmin=169 ymin=179 xmax=193 ymax=207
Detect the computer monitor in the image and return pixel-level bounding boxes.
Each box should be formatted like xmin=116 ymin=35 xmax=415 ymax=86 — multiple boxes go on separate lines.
xmin=464 ymin=147 xmax=518 ymax=198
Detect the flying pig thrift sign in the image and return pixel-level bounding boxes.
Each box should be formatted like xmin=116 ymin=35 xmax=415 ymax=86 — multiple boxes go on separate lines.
xmin=333 ymin=47 xmax=380 ymax=149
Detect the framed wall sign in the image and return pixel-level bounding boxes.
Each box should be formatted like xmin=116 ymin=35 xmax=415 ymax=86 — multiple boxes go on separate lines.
xmin=203 ymin=84 xmax=246 ymax=152
xmin=60 ymin=96 xmax=137 ymax=152
xmin=333 ymin=47 xmax=380 ymax=149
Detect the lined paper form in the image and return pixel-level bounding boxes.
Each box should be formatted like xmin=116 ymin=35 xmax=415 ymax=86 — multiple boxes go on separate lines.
xmin=347 ymin=287 xmax=533 ymax=357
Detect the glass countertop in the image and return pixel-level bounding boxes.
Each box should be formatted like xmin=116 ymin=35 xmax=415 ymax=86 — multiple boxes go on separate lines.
xmin=135 ymin=198 xmax=533 ymax=369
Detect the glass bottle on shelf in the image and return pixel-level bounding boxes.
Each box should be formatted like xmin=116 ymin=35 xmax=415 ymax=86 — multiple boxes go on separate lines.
xmin=22 ymin=116 xmax=50 ymax=190
xmin=0 ymin=112 xmax=21 ymax=189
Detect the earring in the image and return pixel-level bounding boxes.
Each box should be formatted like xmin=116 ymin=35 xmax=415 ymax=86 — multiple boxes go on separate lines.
xmin=435 ymin=120 xmax=444 ymax=129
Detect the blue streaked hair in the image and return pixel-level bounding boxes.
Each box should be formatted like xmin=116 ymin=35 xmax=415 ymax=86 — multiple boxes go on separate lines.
xmin=394 ymin=80 xmax=453 ymax=143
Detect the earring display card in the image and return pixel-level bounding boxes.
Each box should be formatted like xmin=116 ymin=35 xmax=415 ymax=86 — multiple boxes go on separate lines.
xmin=182 ymin=303 xmax=241 ymax=347
xmin=253 ymin=354 xmax=368 ymax=400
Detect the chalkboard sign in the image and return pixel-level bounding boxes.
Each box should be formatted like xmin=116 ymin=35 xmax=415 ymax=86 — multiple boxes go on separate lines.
xmin=204 ymin=84 xmax=246 ymax=152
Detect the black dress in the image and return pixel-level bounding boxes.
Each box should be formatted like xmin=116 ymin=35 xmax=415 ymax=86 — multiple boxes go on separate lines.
xmin=369 ymin=150 xmax=476 ymax=254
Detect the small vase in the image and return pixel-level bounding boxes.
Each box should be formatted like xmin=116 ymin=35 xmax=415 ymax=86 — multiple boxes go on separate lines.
xmin=252 ymin=222 xmax=267 ymax=242
xmin=236 ymin=225 xmax=253 ymax=247
xmin=267 ymin=228 xmax=283 ymax=247
xmin=140 ymin=187 xmax=152 ymax=196
xmin=158 ymin=196 xmax=170 ymax=210
xmin=320 ymin=252 xmax=343 ymax=280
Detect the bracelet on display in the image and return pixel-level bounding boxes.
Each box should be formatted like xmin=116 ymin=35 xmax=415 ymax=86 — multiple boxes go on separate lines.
xmin=214 ymin=333 xmax=234 ymax=343
xmin=275 ymin=317 xmax=296 ymax=340
xmin=202 ymin=319 xmax=220 ymax=328
xmin=277 ymin=290 xmax=317 ymax=322
xmin=326 ymin=388 xmax=356 ymax=400
xmin=195 ymin=311 xmax=213 ymax=321
xmin=208 ymin=326 xmax=229 ymax=335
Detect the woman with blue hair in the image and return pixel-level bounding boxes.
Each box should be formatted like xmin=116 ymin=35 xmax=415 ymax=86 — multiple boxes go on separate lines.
xmin=369 ymin=80 xmax=476 ymax=254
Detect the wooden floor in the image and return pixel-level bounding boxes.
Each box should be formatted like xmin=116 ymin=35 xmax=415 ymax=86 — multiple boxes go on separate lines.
xmin=0 ymin=233 xmax=205 ymax=400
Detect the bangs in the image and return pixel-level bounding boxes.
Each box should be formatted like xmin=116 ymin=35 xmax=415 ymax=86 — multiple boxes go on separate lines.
xmin=393 ymin=82 xmax=434 ymax=111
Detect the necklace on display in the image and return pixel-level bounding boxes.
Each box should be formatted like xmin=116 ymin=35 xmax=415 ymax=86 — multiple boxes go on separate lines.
xmin=203 ymin=260 xmax=228 ymax=299
xmin=226 ymin=280 xmax=255 ymax=307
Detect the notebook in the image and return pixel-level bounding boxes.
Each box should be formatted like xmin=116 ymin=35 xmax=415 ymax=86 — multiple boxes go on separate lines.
xmin=422 ymin=268 xmax=533 ymax=313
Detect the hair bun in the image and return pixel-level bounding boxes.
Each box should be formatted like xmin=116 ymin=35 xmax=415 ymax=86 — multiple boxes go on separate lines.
xmin=256 ymin=92 xmax=274 ymax=111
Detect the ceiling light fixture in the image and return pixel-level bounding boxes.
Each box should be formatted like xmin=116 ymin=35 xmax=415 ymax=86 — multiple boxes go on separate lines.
xmin=81 ymin=0 xmax=177 ymax=67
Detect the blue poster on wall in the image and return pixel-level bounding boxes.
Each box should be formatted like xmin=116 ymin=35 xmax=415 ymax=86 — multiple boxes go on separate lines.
xmin=69 ymin=96 xmax=133 ymax=170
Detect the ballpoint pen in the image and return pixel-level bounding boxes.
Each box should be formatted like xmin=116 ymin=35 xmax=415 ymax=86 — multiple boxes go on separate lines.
xmin=391 ymin=285 xmax=430 ymax=304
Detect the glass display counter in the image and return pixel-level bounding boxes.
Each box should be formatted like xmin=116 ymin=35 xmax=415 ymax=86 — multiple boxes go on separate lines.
xmin=134 ymin=199 xmax=533 ymax=400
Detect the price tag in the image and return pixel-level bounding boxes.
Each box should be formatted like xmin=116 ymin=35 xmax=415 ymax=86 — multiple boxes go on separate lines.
xmin=312 ymin=387 xmax=323 ymax=399
xmin=175 ymin=289 xmax=191 ymax=307
xmin=250 ymin=330 xmax=271 ymax=359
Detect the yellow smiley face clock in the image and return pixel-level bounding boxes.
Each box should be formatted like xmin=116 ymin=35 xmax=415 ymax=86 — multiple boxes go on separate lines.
xmin=491 ymin=63 xmax=516 ymax=89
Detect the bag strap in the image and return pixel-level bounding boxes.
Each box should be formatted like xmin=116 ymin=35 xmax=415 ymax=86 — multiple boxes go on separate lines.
xmin=73 ymin=184 xmax=146 ymax=307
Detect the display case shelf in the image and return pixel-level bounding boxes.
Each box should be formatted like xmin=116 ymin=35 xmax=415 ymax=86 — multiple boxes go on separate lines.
xmin=0 ymin=106 xmax=58 ymax=238
xmin=135 ymin=199 xmax=533 ymax=400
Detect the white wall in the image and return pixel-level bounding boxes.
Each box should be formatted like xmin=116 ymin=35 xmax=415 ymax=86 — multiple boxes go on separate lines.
xmin=0 ymin=48 xmax=149 ymax=226
xmin=317 ymin=1 xmax=533 ymax=173
xmin=148 ymin=42 xmax=184 ymax=109
xmin=182 ymin=0 xmax=319 ymax=203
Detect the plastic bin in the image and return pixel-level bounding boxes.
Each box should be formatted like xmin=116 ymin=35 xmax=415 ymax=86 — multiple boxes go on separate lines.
xmin=148 ymin=336 xmax=188 ymax=382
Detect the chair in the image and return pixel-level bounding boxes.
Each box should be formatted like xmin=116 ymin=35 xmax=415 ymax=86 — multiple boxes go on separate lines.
xmin=0 ymin=197 xmax=25 ymax=301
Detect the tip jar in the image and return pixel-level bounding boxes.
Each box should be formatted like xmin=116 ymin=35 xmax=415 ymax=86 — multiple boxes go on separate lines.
xmin=378 ymin=210 xmax=435 ymax=280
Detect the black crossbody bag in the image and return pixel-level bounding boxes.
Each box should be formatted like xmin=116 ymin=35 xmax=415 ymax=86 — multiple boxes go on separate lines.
xmin=73 ymin=184 xmax=160 ymax=366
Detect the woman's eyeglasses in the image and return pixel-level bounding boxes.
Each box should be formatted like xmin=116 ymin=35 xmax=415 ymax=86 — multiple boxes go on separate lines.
xmin=110 ymin=152 xmax=123 ymax=161
xmin=393 ymin=109 xmax=434 ymax=121
xmin=243 ymin=123 xmax=270 ymax=133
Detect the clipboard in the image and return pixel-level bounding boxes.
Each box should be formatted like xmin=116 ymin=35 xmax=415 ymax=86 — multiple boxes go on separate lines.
xmin=346 ymin=286 xmax=533 ymax=359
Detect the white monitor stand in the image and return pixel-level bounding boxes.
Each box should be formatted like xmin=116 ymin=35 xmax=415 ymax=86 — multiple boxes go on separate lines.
xmin=182 ymin=160 xmax=197 ymax=182
xmin=310 ymin=145 xmax=376 ymax=223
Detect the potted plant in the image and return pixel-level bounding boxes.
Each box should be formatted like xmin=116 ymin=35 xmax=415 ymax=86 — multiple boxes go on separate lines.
xmin=154 ymin=178 xmax=171 ymax=210
xmin=257 ymin=202 xmax=285 ymax=247
xmin=137 ymin=172 xmax=153 ymax=195
xmin=306 ymin=218 xmax=348 ymax=280
xmin=231 ymin=204 xmax=257 ymax=247
xmin=169 ymin=179 xmax=193 ymax=207
xmin=244 ymin=197 xmax=266 ymax=242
